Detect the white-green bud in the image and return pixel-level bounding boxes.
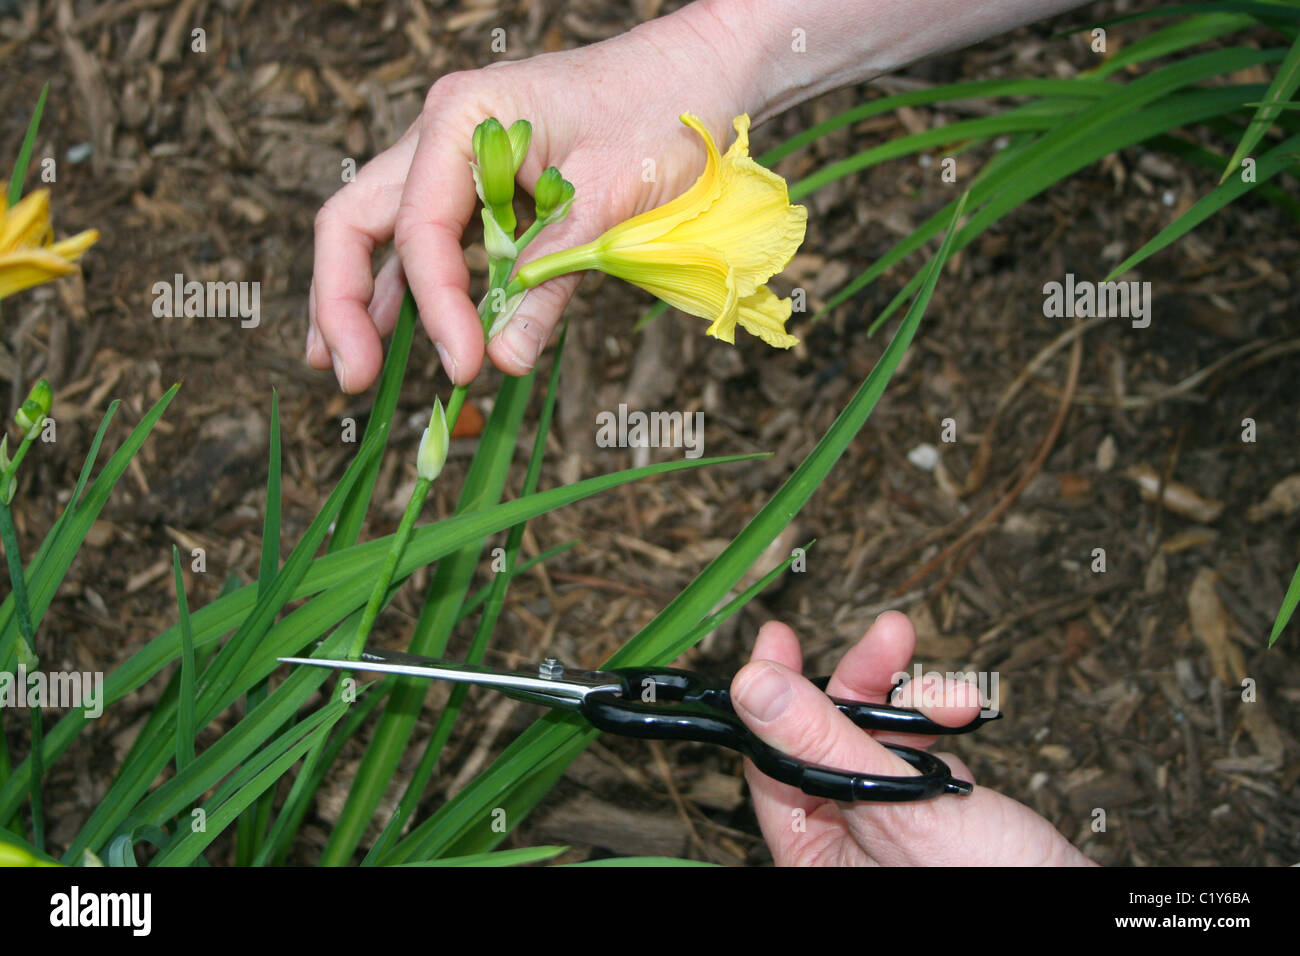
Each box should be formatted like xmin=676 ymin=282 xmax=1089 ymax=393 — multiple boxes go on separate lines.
xmin=417 ymin=398 xmax=449 ymax=482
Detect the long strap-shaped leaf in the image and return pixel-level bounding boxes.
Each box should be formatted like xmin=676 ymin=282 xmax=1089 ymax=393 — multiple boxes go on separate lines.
xmin=0 ymin=448 xmax=755 ymax=829
xmin=1109 ymin=132 xmax=1300 ymax=277
xmin=1220 ymin=29 xmax=1300 ymax=181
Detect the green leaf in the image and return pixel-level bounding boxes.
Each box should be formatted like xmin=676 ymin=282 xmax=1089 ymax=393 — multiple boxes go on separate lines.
xmin=7 ymin=82 xmax=48 ymax=208
xmin=105 ymin=824 xmax=168 ymax=867
xmin=395 ymin=845 xmax=568 ymax=867
xmin=329 ymin=296 xmax=415 ymax=552
xmin=151 ymin=698 xmax=351 ymax=867
xmin=0 ymin=388 xmax=177 ymax=670
xmin=1220 ymin=30 xmax=1300 ymax=181
xmin=171 ymin=547 xmax=196 ymax=773
xmin=0 ymin=450 xmax=756 ymax=830
xmin=1108 ymin=132 xmax=1300 ymax=278
xmin=1269 ymin=559 xmax=1300 ymax=646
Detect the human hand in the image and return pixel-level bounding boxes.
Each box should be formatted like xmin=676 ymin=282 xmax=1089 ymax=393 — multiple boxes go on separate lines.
xmin=730 ymin=613 xmax=1096 ymax=866
xmin=305 ymin=3 xmax=760 ymax=392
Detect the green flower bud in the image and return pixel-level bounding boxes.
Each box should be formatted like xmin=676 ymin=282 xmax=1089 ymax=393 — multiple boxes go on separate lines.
xmin=506 ymin=120 xmax=532 ymax=173
xmin=472 ymin=117 xmax=517 ymax=233
xmin=15 ymin=400 xmax=43 ymax=436
xmin=27 ymin=379 xmax=52 ymax=417
xmin=417 ymin=397 xmax=449 ymax=482
xmin=15 ymin=378 xmax=51 ymax=436
xmin=0 ymin=435 xmax=10 ymax=473
xmin=534 ymin=167 xmax=576 ymax=225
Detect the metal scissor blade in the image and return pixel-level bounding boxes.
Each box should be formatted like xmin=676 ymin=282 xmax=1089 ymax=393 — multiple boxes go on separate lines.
xmin=277 ymin=647 xmax=623 ymax=711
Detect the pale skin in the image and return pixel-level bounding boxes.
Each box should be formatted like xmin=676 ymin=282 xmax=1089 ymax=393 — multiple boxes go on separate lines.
xmin=306 ymin=0 xmax=1095 ymax=865
xmin=731 ymin=613 xmax=1094 ymax=866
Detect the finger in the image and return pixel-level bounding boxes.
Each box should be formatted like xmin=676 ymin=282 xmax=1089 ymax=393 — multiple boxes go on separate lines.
xmin=310 ymin=135 xmax=419 ymax=391
xmin=367 ymin=252 xmax=407 ymax=339
xmin=825 ymin=610 xmax=916 ymax=703
xmin=393 ymin=87 xmax=487 ymax=386
xmin=737 ymin=623 xmax=846 ymax=864
xmin=732 ymin=659 xmax=917 ymax=780
xmin=486 ymin=210 xmax=598 ymax=375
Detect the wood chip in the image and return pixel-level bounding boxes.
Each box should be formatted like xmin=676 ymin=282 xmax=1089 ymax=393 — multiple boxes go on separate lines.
xmin=1125 ymin=464 xmax=1224 ymax=523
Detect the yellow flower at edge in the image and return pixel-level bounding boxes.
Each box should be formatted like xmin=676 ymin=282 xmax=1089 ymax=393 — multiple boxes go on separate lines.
xmin=514 ymin=114 xmax=807 ymax=348
xmin=0 ymin=185 xmax=99 ymax=302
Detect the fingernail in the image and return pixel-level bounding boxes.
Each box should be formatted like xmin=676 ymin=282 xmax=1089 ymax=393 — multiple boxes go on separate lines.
xmin=330 ymin=349 xmax=347 ymax=391
xmin=434 ymin=341 xmax=458 ymax=383
xmin=305 ymin=324 xmax=321 ymax=360
xmin=499 ymin=319 xmax=542 ymax=371
xmin=738 ymin=664 xmax=792 ymax=723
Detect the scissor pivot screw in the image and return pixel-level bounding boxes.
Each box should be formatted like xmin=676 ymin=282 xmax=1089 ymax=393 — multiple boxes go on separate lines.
xmin=538 ymin=657 xmax=565 ymax=680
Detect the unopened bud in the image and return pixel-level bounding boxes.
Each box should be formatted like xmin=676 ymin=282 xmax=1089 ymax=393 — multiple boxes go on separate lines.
xmin=15 ymin=378 xmax=51 ymax=436
xmin=534 ymin=167 xmax=575 ymax=225
xmin=506 ymin=120 xmax=532 ymax=173
xmin=417 ymin=398 xmax=449 ymax=482
xmin=472 ymin=117 xmax=517 ymax=233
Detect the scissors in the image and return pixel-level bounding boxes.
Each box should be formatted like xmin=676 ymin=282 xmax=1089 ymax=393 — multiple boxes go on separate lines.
xmin=279 ymin=647 xmax=999 ymax=802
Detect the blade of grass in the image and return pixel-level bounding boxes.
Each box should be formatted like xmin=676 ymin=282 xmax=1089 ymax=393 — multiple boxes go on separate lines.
xmin=1269 ymin=559 xmax=1300 ymax=646
xmin=0 ymin=498 xmax=42 ymax=850
xmin=1109 ymin=132 xmax=1300 ymax=277
xmin=0 ymin=388 xmax=172 ymax=671
xmin=328 ymin=298 xmax=416 ymax=552
xmin=7 ymin=81 xmax=48 ymax=207
xmin=861 ymin=83 xmax=1274 ymax=333
xmin=237 ymin=390 xmax=282 ymax=865
xmin=0 ymin=451 xmax=757 ymax=828
xmin=395 ymin=845 xmax=568 ymax=867
xmin=815 ymin=47 xmax=1281 ymax=321
xmin=171 ymin=547 xmax=196 ymax=773
xmin=1220 ymin=30 xmax=1300 ymax=181
xmin=151 ymin=699 xmax=351 ymax=867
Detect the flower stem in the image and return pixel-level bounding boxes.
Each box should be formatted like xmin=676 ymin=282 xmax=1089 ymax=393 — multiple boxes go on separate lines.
xmin=512 ymin=240 xmax=600 ymax=290
xmin=345 ymin=476 xmax=432 ymax=658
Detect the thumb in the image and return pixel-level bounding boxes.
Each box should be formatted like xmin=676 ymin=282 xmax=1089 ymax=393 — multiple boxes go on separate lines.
xmin=731 ymin=660 xmax=919 ymax=793
xmin=487 ymin=214 xmax=594 ymax=376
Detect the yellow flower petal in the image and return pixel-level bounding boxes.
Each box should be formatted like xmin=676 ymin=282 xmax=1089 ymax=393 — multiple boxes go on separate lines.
xmin=514 ymin=112 xmax=806 ymax=350
xmin=48 ymin=228 xmax=99 ymax=262
xmin=599 ymin=241 xmax=737 ymax=328
xmin=661 ymin=116 xmax=807 ymax=299
xmin=595 ymin=113 xmax=725 ymax=250
xmin=0 ymin=190 xmax=54 ymax=252
xmin=0 ymin=190 xmax=98 ymax=302
xmin=0 ymin=250 xmax=80 ymax=300
xmin=734 ymin=285 xmax=799 ymax=349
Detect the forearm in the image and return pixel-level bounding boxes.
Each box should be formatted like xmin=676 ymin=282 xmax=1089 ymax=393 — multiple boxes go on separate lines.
xmin=661 ymin=0 xmax=1093 ymax=124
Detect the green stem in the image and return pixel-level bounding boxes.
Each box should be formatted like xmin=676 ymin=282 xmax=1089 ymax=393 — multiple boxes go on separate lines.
xmin=513 ymin=219 xmax=547 ymax=256
xmin=346 ymin=477 xmax=432 ymax=659
xmin=512 ymin=240 xmax=600 ymax=291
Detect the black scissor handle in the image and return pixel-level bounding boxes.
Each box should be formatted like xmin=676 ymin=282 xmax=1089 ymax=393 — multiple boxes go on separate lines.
xmin=581 ymin=668 xmax=977 ymax=802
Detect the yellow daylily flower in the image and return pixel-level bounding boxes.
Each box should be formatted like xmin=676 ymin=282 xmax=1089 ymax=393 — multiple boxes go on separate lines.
xmin=514 ymin=113 xmax=807 ymax=348
xmin=0 ymin=185 xmax=99 ymax=302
